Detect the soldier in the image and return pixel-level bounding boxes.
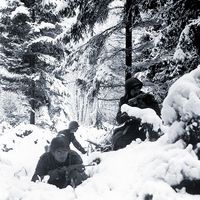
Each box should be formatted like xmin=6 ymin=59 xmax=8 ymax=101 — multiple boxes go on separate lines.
xmin=58 ymin=121 xmax=87 ymax=154
xmin=31 ymin=137 xmax=87 ymax=189
xmin=112 ymin=77 xmax=160 ymax=150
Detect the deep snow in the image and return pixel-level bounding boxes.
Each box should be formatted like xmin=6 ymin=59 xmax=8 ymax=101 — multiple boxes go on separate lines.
xmin=0 ymin=124 xmax=200 ymax=200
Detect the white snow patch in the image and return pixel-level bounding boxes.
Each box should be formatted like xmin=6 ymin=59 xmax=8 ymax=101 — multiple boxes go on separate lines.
xmin=10 ymin=6 xmax=30 ymax=19
xmin=121 ymin=104 xmax=162 ymax=131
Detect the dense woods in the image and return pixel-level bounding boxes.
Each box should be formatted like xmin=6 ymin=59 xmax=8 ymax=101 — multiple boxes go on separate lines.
xmin=1 ymin=2 xmax=200 ymax=198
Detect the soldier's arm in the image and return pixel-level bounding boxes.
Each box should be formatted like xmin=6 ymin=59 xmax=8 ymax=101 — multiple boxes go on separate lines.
xmin=72 ymin=137 xmax=86 ymax=154
xmin=116 ymin=97 xmax=130 ymax=124
xmin=31 ymin=155 xmax=48 ymax=182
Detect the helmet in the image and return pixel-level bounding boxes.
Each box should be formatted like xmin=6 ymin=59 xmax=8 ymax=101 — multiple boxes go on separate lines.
xmin=69 ymin=121 xmax=79 ymax=129
xmin=50 ymin=137 xmax=70 ymax=152
xmin=125 ymin=77 xmax=143 ymax=93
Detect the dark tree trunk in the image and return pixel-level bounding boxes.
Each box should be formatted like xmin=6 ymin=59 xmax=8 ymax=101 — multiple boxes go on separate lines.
xmin=30 ymin=55 xmax=36 ymax=124
xmin=125 ymin=0 xmax=132 ymax=80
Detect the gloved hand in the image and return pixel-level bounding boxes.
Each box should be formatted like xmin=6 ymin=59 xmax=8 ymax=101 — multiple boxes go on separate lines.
xmin=82 ymin=149 xmax=87 ymax=154
xmin=48 ymin=169 xmax=60 ymax=181
xmin=48 ymin=167 xmax=67 ymax=181
xmin=128 ymin=97 xmax=137 ymax=106
xmin=120 ymin=112 xmax=130 ymax=121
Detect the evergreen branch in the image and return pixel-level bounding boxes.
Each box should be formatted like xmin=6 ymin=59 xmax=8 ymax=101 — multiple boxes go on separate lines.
xmin=67 ymin=22 xmax=123 ymax=61
xmin=85 ymin=22 xmax=124 ymax=47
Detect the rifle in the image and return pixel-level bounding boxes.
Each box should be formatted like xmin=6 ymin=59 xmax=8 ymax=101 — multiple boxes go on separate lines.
xmin=58 ymin=158 xmax=101 ymax=176
xmin=64 ymin=163 xmax=95 ymax=174
xmin=63 ymin=159 xmax=101 ymax=190
xmin=86 ymin=139 xmax=102 ymax=148
xmin=86 ymin=139 xmax=112 ymax=152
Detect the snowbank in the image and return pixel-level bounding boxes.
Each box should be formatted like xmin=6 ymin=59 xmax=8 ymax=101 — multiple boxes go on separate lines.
xmin=161 ymin=66 xmax=200 ymax=142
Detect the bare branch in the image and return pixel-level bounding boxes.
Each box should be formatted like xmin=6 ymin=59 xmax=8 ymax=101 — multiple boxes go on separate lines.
xmin=98 ymin=98 xmax=120 ymax=101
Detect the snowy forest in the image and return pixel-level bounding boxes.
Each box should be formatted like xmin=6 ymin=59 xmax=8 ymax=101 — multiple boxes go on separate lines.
xmin=1 ymin=0 xmax=200 ymax=199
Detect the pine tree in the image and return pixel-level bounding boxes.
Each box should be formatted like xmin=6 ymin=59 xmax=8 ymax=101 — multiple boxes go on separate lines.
xmin=0 ymin=0 xmax=65 ymax=125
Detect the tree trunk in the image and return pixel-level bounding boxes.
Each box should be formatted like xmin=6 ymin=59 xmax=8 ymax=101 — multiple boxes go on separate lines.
xmin=30 ymin=55 xmax=36 ymax=124
xmin=125 ymin=0 xmax=132 ymax=80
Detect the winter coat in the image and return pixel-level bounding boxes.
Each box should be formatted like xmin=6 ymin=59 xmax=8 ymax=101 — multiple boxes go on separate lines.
xmin=112 ymin=119 xmax=146 ymax=150
xmin=116 ymin=91 xmax=160 ymax=124
xmin=31 ymin=150 xmax=86 ymax=188
xmin=113 ymin=78 xmax=161 ymax=150
xmin=58 ymin=129 xmax=86 ymax=154
xmin=116 ymin=91 xmax=143 ymax=124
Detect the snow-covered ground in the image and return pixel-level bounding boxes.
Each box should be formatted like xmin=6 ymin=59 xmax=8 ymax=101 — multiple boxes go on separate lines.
xmin=1 ymin=67 xmax=200 ymax=200
xmin=0 ymin=123 xmax=199 ymax=200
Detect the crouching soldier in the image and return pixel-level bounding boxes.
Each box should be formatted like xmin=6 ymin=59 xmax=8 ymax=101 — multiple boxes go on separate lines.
xmin=31 ymin=137 xmax=88 ymax=189
xmin=112 ymin=77 xmax=160 ymax=150
xmin=58 ymin=121 xmax=87 ymax=154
